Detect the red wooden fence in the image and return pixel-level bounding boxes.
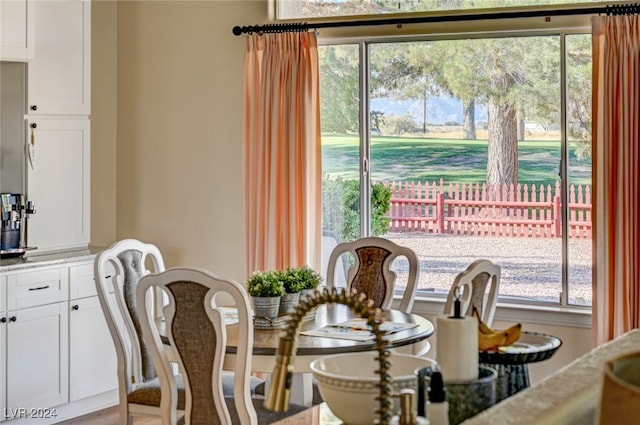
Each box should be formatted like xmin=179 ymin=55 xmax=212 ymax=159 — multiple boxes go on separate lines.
xmin=387 ymin=180 xmax=592 ymax=239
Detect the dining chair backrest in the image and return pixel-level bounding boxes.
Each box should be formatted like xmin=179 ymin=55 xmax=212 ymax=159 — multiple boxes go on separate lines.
xmin=94 ymin=239 xmax=166 ymax=401
xmin=444 ymin=259 xmax=501 ymax=326
xmin=326 ymin=237 xmax=420 ymax=313
xmin=137 ymin=267 xmax=257 ymax=425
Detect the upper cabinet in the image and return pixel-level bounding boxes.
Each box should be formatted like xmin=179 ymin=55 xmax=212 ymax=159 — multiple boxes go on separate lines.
xmin=26 ymin=118 xmax=90 ymax=251
xmin=27 ymin=0 xmax=90 ymax=116
xmin=0 ymin=0 xmax=34 ymax=61
xmin=25 ymin=0 xmax=91 ymax=252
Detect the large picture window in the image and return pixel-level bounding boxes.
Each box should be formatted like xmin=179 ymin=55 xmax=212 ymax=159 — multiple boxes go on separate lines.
xmin=319 ymin=30 xmax=592 ymax=307
xmin=278 ymin=0 xmax=607 ymax=20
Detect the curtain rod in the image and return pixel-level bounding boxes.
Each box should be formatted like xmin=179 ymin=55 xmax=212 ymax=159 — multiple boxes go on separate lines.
xmin=232 ymin=3 xmax=640 ymax=36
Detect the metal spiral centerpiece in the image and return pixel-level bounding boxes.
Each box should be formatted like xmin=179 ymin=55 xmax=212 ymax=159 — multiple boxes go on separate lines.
xmin=264 ymin=287 xmax=393 ymax=425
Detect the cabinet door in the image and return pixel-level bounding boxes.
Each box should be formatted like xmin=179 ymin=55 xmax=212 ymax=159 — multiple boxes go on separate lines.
xmin=0 ymin=0 xmax=34 ymax=61
xmin=6 ymin=302 xmax=69 ymax=411
xmin=0 ymin=277 xmax=6 ymax=423
xmin=27 ymin=0 xmax=90 ymax=115
xmin=69 ymin=295 xmax=118 ymax=401
xmin=26 ymin=118 xmax=90 ymax=251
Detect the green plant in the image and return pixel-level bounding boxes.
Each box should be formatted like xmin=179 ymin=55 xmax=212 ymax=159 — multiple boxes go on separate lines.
xmin=285 ymin=266 xmax=323 ymax=292
xmin=281 ymin=269 xmax=304 ymax=294
xmin=322 ymin=176 xmax=392 ymax=242
xmin=246 ymin=271 xmax=285 ymax=298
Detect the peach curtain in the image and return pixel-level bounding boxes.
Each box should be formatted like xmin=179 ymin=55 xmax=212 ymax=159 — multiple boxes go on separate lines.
xmin=592 ymin=15 xmax=640 ymax=345
xmin=242 ymin=32 xmax=322 ymax=276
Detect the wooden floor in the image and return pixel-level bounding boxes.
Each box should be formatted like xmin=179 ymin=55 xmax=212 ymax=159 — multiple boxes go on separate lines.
xmin=55 ymin=407 xmax=159 ymax=425
xmin=55 ymin=404 xmax=322 ymax=425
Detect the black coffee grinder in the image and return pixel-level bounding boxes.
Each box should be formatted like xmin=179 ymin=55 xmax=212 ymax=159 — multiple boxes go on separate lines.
xmin=1 ymin=193 xmax=35 ymax=257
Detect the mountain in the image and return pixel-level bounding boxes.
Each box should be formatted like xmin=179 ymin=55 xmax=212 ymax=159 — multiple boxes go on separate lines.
xmin=371 ymin=96 xmax=488 ymax=125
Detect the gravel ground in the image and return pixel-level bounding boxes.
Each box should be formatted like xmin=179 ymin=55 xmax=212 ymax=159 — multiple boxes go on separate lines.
xmin=384 ymin=233 xmax=593 ymax=305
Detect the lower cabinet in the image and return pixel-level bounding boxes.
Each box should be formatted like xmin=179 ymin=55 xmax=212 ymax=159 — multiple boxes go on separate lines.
xmin=5 ymin=302 xmax=69 ymax=411
xmin=69 ymin=295 xmax=117 ymax=401
xmin=0 ymin=274 xmax=6 ymax=422
xmin=0 ymin=257 xmax=118 ymax=423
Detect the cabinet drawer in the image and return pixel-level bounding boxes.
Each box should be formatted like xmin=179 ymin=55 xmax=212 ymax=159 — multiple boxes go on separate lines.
xmin=69 ymin=261 xmax=117 ymax=300
xmin=69 ymin=262 xmax=95 ymax=300
xmin=7 ymin=267 xmax=69 ymax=310
xmin=0 ymin=274 xmax=6 ymax=312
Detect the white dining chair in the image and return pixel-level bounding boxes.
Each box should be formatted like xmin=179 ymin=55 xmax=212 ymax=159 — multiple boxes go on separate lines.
xmin=444 ymin=259 xmax=501 ymax=326
xmin=326 ymin=236 xmax=420 ymax=313
xmin=94 ymin=239 xmax=186 ymax=424
xmin=136 ymin=267 xmax=309 ymax=425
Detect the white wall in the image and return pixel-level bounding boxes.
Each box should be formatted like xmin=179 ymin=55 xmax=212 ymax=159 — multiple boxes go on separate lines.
xmin=92 ymin=0 xmax=267 ymax=282
xmin=91 ymin=0 xmax=118 ymax=248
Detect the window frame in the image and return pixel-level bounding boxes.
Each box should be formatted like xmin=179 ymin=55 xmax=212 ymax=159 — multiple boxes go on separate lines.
xmin=316 ymin=11 xmax=594 ymax=325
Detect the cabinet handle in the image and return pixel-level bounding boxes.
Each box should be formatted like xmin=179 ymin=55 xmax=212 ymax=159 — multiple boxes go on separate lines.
xmin=30 ymin=105 xmax=38 ymax=111
xmin=72 ymin=305 xmax=79 ymax=311
xmin=28 ymin=285 xmax=50 ymax=291
xmin=0 ymin=317 xmax=6 ymax=323
xmin=30 ymin=122 xmax=37 ymax=129
xmin=9 ymin=316 xmax=16 ymax=322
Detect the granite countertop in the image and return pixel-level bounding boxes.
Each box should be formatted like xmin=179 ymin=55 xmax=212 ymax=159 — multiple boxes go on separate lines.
xmin=0 ymin=246 xmax=105 ymax=272
xmin=461 ymin=328 xmax=640 ymax=425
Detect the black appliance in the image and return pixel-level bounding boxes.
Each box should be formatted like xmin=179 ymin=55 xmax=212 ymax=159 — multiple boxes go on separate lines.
xmin=0 ymin=193 xmax=35 ymax=257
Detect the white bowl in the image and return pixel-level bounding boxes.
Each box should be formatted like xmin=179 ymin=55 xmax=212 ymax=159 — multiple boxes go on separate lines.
xmin=310 ymin=351 xmax=436 ymax=425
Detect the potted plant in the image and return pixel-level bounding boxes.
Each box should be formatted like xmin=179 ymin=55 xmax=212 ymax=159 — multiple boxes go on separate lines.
xmin=246 ymin=270 xmax=285 ymax=319
xmin=289 ymin=265 xmax=323 ymax=301
xmin=279 ymin=268 xmax=306 ymax=316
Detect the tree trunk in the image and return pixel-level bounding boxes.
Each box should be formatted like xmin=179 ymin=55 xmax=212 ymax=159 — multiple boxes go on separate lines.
xmin=517 ymin=109 xmax=525 ymax=140
xmin=463 ymin=100 xmax=476 ymax=139
xmin=422 ymin=87 xmax=427 ymax=134
xmin=487 ymin=101 xmax=518 ymax=185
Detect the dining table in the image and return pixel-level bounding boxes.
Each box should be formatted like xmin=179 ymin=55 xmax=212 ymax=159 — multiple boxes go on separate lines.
xmin=159 ymin=302 xmax=434 ymax=406
xmin=224 ymin=303 xmax=434 ymax=406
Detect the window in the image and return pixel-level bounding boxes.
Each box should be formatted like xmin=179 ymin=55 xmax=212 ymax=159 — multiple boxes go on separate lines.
xmin=278 ymin=0 xmax=607 ymax=20
xmin=318 ymin=12 xmax=592 ymax=308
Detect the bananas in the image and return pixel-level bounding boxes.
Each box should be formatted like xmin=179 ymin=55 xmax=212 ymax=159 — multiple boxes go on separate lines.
xmin=502 ymin=322 xmax=523 ymax=346
xmin=472 ymin=305 xmax=522 ymax=351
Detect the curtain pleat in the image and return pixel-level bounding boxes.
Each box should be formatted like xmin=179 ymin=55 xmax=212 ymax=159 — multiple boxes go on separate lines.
xmin=243 ymin=32 xmax=321 ymax=275
xmin=592 ymin=15 xmax=640 ymax=345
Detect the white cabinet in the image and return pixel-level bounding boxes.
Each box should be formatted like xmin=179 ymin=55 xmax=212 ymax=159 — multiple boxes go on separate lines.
xmin=68 ymin=263 xmax=117 ymax=401
xmin=26 ymin=119 xmax=90 ymax=251
xmin=27 ymin=0 xmax=90 ymax=116
xmin=4 ymin=267 xmax=69 ymax=413
xmin=0 ymin=0 xmax=34 ymax=61
xmin=1 ymin=257 xmax=118 ymax=423
xmin=6 ymin=302 xmax=69 ymax=411
xmin=0 ymin=275 xmax=6 ymax=423
xmin=25 ymin=0 xmax=91 ymax=253
xmin=6 ymin=266 xmax=68 ymax=311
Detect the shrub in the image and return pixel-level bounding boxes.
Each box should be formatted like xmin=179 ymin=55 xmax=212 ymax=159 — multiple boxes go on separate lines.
xmin=322 ymin=176 xmax=392 ymax=242
xmin=246 ymin=271 xmax=285 ymax=297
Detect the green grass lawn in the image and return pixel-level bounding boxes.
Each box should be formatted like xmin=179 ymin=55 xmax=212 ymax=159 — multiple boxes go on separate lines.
xmin=322 ymin=134 xmax=592 ymax=187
